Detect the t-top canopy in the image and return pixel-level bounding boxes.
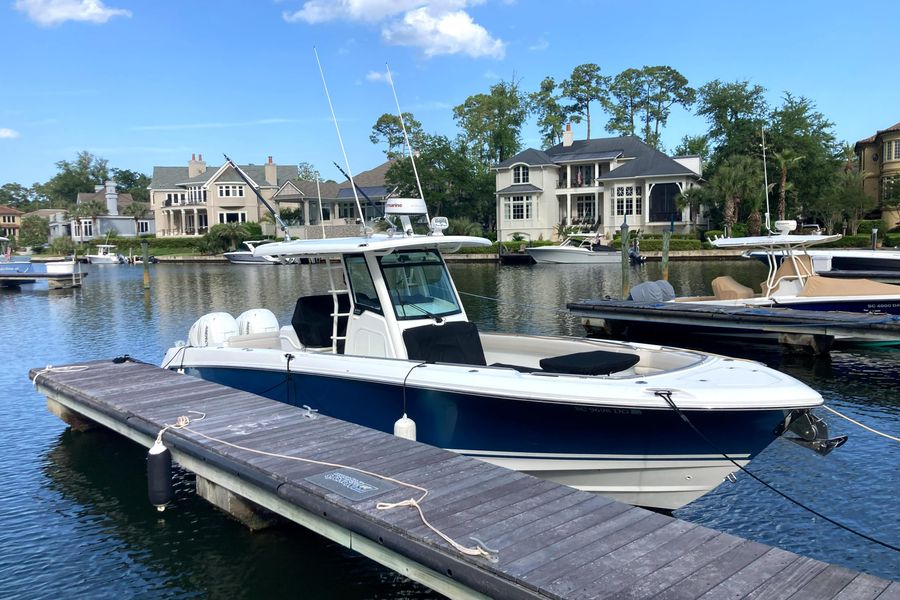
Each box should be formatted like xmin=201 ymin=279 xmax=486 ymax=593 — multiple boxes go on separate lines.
xmin=710 ymin=233 xmax=841 ymax=250
xmin=252 ymin=234 xmax=492 ymax=258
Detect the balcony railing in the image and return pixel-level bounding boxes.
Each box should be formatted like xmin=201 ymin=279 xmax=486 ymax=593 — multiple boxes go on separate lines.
xmin=163 ymin=198 xmax=207 ymax=207
xmin=558 ymin=177 xmax=602 ymax=189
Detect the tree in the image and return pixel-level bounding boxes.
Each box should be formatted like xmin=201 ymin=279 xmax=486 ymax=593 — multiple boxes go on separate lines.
xmin=122 ymin=202 xmax=150 ymax=236
xmin=110 ymin=168 xmax=150 ymax=203
xmin=561 ymin=63 xmax=610 ymax=139
xmin=770 ymin=149 xmax=803 ymax=221
xmin=0 ymin=183 xmax=36 ymax=209
xmin=606 ymin=68 xmax=645 ymax=138
xmin=707 ymin=155 xmax=762 ymax=236
xmin=385 ymin=134 xmax=494 ymax=226
xmin=642 ymin=66 xmax=695 ymax=149
xmin=825 ymin=169 xmax=876 ymax=234
xmin=297 ymin=162 xmax=321 ymax=182
xmin=37 ymin=151 xmax=109 ymax=207
xmin=369 ymin=113 xmax=424 ymax=158
xmin=673 ymin=135 xmax=711 ymax=159
xmin=529 ymin=77 xmax=568 ymax=147
xmin=695 ymin=80 xmax=768 ymax=171
xmin=207 ymin=222 xmax=250 ymax=252
xmin=18 ymin=214 xmax=49 ymax=247
xmin=453 ymin=79 xmax=528 ymax=165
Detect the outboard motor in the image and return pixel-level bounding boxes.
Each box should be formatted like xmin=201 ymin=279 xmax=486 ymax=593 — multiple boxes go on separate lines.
xmin=628 ymin=280 xmax=675 ymax=303
xmin=187 ymin=312 xmax=238 ymax=347
xmin=778 ymin=409 xmax=847 ymax=456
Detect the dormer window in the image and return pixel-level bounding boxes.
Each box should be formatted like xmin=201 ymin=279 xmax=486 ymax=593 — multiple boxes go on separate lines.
xmin=513 ymin=165 xmax=529 ymax=184
xmin=218 ymin=184 xmax=245 ymax=198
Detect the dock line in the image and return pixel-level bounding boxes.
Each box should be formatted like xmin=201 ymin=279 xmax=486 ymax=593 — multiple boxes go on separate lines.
xmin=822 ymin=405 xmax=900 ymax=443
xmin=156 ymin=410 xmax=498 ymax=562
xmin=654 ymin=390 xmax=900 ymax=553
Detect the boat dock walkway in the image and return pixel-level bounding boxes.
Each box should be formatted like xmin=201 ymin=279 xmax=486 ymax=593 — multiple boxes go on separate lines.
xmin=0 ymin=271 xmax=86 ymax=288
xmin=31 ymin=359 xmax=897 ymax=599
xmin=569 ymin=299 xmax=900 ymax=354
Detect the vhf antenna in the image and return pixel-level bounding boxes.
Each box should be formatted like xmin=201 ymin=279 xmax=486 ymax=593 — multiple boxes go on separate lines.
xmin=385 ymin=63 xmax=429 ymax=224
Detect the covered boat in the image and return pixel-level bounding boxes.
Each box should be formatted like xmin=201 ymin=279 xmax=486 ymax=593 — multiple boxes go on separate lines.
xmin=162 ymin=203 xmax=841 ymax=511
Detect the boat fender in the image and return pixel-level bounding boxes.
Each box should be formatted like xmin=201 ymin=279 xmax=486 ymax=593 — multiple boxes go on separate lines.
xmin=147 ymin=438 xmax=173 ymax=511
xmin=394 ymin=413 xmax=417 ymax=441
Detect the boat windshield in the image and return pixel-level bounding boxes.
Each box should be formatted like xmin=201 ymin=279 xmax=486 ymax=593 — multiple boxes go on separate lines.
xmin=378 ymin=250 xmax=462 ymax=320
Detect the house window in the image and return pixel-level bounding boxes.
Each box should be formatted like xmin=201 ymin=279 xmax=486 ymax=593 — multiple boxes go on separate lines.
xmin=503 ymin=195 xmax=533 ymax=220
xmin=138 ymin=221 xmax=150 ymax=234
xmin=513 ymin=165 xmax=529 ymax=184
xmin=218 ymin=211 xmax=247 ymax=224
xmin=573 ymin=165 xmax=593 ymax=187
xmin=575 ymin=195 xmax=595 ymax=220
xmin=166 ymin=192 xmax=186 ymax=204
xmin=883 ymin=176 xmax=900 ymax=204
xmin=218 ymin=185 xmax=245 ymax=198
xmin=615 ymin=186 xmax=642 ymax=216
xmin=188 ymin=186 xmax=207 ymax=202
xmin=80 ymin=219 xmax=93 ymax=238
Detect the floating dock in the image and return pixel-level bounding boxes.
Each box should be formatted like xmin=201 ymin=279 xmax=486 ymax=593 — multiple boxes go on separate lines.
xmin=31 ymin=359 xmax=897 ymax=599
xmin=0 ymin=271 xmax=86 ymax=288
xmin=569 ymin=299 xmax=900 ymax=354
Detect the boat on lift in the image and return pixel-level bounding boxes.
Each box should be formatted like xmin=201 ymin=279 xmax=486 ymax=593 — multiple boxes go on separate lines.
xmin=162 ymin=202 xmax=842 ymax=511
xmin=664 ymin=221 xmax=900 ymax=314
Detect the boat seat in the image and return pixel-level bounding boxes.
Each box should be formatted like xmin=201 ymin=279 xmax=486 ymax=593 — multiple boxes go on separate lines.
xmin=711 ymin=276 xmax=754 ymax=300
xmin=539 ymin=350 xmax=640 ymax=376
xmin=403 ymin=321 xmax=487 ymax=366
xmin=291 ymin=294 xmax=351 ymax=352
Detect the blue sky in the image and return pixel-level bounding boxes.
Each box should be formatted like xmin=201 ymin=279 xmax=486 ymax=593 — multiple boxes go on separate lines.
xmin=1 ymin=0 xmax=898 ymax=187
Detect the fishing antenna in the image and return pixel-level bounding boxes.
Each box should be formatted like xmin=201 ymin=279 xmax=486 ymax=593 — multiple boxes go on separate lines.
xmin=314 ymin=47 xmax=366 ymax=236
xmin=761 ymin=127 xmax=771 ymax=234
xmin=223 ymin=154 xmax=291 ymax=241
xmin=385 ymin=63 xmax=429 ymax=223
xmin=332 ymin=161 xmax=385 ymax=219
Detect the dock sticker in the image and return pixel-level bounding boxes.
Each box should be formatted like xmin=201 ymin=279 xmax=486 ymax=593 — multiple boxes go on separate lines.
xmin=306 ymin=469 xmax=396 ymax=501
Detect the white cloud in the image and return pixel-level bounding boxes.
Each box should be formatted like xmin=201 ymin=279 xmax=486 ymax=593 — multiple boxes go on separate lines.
xmin=0 ymin=129 xmax=21 ymax=139
xmin=382 ymin=7 xmax=504 ymax=58
xmin=528 ymin=37 xmax=549 ymax=51
xmin=14 ymin=0 xmax=132 ymax=26
xmin=365 ymin=69 xmax=392 ymax=83
xmin=284 ymin=0 xmax=503 ymax=59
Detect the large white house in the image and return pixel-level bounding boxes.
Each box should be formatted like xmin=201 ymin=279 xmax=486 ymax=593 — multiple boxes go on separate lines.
xmin=495 ymin=125 xmax=703 ymax=242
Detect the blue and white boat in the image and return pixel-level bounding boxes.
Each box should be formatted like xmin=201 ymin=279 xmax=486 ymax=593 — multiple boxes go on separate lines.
xmin=162 ymin=203 xmax=840 ymax=510
xmin=1 ymin=236 xmax=79 ymax=283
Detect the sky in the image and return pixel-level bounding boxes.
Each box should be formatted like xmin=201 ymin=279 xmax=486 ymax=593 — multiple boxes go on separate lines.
xmin=1 ymin=0 xmax=898 ymax=188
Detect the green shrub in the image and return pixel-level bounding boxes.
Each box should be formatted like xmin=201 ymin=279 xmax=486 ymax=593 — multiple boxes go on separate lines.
xmin=612 ymin=239 xmax=702 ymax=251
xmin=856 ymin=220 xmax=884 ymax=237
xmin=882 ymin=233 xmax=899 ymax=247
xmin=817 ymin=235 xmax=873 ymax=248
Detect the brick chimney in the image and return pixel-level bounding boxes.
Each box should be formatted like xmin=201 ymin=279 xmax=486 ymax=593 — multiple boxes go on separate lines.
xmin=264 ymin=155 xmax=277 ymax=185
xmin=188 ymin=153 xmax=207 ymax=178
xmin=563 ymin=123 xmax=574 ymax=147
xmin=104 ymin=180 xmax=119 ymax=216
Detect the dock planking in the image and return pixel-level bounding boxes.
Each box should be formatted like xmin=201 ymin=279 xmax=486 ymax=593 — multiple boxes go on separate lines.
xmin=30 ymin=358 xmax=897 ymax=600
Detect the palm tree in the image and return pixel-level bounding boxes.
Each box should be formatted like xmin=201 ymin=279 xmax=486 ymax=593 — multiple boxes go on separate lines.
xmin=707 ymin=155 xmax=762 ymax=236
xmin=771 ymin=150 xmax=803 ymax=220
xmin=208 ymin=222 xmax=250 ymax=252
xmin=122 ymin=202 xmax=149 ymax=237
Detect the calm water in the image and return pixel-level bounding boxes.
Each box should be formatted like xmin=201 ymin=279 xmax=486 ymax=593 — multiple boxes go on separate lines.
xmin=1 ymin=260 xmax=897 ymax=597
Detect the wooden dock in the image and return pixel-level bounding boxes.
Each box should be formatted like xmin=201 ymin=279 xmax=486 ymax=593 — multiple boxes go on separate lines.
xmin=31 ymin=359 xmax=897 ymax=599
xmin=0 ymin=271 xmax=86 ymax=288
xmin=569 ymin=299 xmax=900 ymax=354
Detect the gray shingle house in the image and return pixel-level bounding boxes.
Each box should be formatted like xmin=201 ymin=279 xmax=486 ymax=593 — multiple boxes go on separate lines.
xmin=495 ymin=125 xmax=703 ymax=242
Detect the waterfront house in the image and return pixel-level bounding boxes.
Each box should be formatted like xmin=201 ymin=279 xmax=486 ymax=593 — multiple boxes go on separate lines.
xmin=494 ymin=125 xmax=703 ymax=242
xmin=854 ymin=121 xmax=900 ymax=228
xmin=63 ymin=182 xmax=155 ymax=242
xmin=149 ymin=154 xmax=296 ymax=237
xmin=0 ymin=205 xmax=23 ymax=240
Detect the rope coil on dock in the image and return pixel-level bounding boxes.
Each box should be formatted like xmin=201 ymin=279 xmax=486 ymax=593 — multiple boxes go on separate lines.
xmin=156 ymin=412 xmax=498 ymax=562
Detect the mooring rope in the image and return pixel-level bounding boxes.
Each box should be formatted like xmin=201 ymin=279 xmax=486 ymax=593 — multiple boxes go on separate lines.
xmin=821 ymin=405 xmax=900 ymax=443
xmin=157 ymin=412 xmax=497 ymax=562
xmin=31 ymin=364 xmax=90 ymax=388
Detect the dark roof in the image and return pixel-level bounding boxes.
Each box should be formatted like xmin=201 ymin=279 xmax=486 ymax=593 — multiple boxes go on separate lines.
xmin=0 ymin=204 xmax=23 ymax=215
xmin=75 ymin=189 xmax=135 ymax=210
xmin=338 ymin=159 xmax=395 ymax=190
xmin=496 ymin=183 xmax=542 ymax=195
xmin=855 ymin=121 xmax=900 ymax=147
xmin=496 ymin=148 xmax=555 ymax=169
xmin=150 ymin=164 xmax=298 ymax=189
xmin=497 ymin=135 xmax=697 ymax=180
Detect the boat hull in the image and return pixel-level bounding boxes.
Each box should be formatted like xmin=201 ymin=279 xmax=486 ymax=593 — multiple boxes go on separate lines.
xmin=224 ymin=253 xmax=275 ymax=265
xmin=182 ymin=363 xmax=787 ymax=510
xmin=87 ymin=256 xmax=121 ymax=264
xmin=526 ymin=248 xmax=620 ymax=264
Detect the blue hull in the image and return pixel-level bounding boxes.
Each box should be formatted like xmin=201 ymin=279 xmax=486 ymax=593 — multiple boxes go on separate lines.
xmin=773 ymin=298 xmax=900 ymax=314
xmin=188 ymin=366 xmax=786 ymax=462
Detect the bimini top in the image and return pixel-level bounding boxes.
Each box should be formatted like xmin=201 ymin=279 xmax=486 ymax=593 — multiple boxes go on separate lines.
xmin=711 ymin=233 xmax=841 ymax=250
xmin=253 ymin=234 xmax=492 ymax=258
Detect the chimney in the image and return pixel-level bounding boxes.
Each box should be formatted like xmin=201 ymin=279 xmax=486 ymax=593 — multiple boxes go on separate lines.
xmin=563 ymin=123 xmax=574 ymax=147
xmin=104 ymin=180 xmax=119 ymax=216
xmin=264 ymin=155 xmax=277 ymax=185
xmin=188 ymin=153 xmax=207 ymax=178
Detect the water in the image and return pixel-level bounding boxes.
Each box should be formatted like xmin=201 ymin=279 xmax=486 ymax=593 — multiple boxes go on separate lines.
xmin=1 ymin=260 xmax=897 ymax=597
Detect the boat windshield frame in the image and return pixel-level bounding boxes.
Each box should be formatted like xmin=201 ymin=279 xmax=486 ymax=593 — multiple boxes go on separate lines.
xmin=377 ymin=249 xmax=463 ymax=321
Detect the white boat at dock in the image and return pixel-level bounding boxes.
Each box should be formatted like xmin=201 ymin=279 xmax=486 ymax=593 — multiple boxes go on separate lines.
xmin=86 ymin=244 xmax=123 ymax=264
xmin=526 ymin=233 xmax=622 ymax=264
xmin=223 ymin=240 xmax=283 ymax=265
xmin=163 ymin=203 xmax=842 ymax=510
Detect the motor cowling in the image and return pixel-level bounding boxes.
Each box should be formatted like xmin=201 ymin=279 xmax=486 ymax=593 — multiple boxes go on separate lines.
xmin=187 ymin=312 xmax=238 ymax=347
